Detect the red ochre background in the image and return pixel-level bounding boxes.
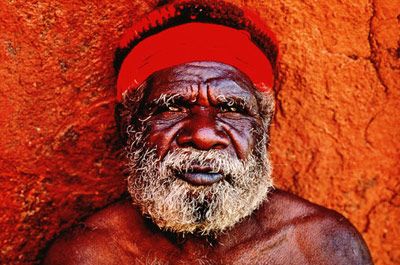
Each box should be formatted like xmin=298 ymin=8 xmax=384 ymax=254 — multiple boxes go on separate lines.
xmin=0 ymin=0 xmax=399 ymax=264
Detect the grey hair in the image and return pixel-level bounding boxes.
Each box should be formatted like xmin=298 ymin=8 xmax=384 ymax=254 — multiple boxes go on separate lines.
xmin=117 ymin=81 xmax=149 ymax=142
xmin=253 ymin=89 xmax=275 ymax=143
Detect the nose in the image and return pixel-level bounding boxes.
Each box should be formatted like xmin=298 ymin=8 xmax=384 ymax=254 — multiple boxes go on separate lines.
xmin=176 ymin=110 xmax=230 ymax=150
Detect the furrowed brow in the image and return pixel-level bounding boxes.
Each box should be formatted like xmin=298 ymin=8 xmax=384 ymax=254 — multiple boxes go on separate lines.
xmin=215 ymin=95 xmax=252 ymax=111
xmin=146 ymin=93 xmax=186 ymax=111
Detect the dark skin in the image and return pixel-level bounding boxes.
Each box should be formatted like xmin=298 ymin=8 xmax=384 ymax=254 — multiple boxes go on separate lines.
xmin=43 ymin=62 xmax=373 ymax=265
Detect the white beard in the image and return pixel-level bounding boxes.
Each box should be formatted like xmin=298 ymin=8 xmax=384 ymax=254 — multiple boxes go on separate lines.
xmin=126 ymin=131 xmax=273 ymax=235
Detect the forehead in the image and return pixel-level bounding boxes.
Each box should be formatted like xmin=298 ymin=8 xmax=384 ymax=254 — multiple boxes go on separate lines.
xmin=146 ymin=62 xmax=257 ymax=101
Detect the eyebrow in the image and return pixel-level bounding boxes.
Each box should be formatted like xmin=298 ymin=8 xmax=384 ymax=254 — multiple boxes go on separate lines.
xmin=215 ymin=94 xmax=254 ymax=112
xmin=145 ymin=93 xmax=189 ymax=110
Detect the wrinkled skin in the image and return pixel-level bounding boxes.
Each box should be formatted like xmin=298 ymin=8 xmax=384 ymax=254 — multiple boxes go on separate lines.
xmin=42 ymin=62 xmax=373 ymax=265
xmin=140 ymin=62 xmax=263 ymax=161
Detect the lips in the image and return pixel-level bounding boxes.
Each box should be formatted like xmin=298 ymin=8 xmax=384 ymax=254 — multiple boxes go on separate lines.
xmin=176 ymin=166 xmax=224 ymax=186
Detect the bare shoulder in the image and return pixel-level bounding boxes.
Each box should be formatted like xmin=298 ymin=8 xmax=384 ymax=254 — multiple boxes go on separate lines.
xmin=256 ymin=189 xmax=373 ymax=265
xmin=42 ymin=199 xmax=142 ymax=265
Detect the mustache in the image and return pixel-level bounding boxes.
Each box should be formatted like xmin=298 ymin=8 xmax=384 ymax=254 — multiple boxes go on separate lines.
xmin=160 ymin=148 xmax=249 ymax=179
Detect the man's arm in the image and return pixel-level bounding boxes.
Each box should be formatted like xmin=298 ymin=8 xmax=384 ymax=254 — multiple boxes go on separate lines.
xmin=295 ymin=211 xmax=373 ymax=265
xmin=42 ymin=225 xmax=108 ymax=265
xmin=42 ymin=201 xmax=155 ymax=265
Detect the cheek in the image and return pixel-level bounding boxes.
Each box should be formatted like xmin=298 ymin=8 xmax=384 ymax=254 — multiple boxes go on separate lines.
xmin=145 ymin=117 xmax=186 ymax=159
xmin=218 ymin=117 xmax=259 ymax=160
xmin=143 ymin=114 xmax=262 ymax=160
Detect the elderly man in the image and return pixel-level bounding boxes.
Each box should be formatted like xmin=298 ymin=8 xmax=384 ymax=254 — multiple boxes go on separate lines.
xmin=43 ymin=0 xmax=373 ymax=264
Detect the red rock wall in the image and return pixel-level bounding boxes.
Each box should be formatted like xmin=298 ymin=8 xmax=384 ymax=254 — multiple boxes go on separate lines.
xmin=0 ymin=0 xmax=399 ymax=264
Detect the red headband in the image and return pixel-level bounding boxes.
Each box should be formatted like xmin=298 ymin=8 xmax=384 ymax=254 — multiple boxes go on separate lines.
xmin=116 ymin=23 xmax=274 ymax=101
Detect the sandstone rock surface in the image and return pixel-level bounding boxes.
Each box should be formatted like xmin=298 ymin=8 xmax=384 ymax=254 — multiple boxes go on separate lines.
xmin=0 ymin=0 xmax=399 ymax=264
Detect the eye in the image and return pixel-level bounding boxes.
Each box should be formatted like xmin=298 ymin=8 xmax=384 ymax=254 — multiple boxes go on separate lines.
xmin=154 ymin=104 xmax=185 ymax=115
xmin=219 ymin=105 xmax=238 ymax=113
xmin=166 ymin=105 xmax=182 ymax=112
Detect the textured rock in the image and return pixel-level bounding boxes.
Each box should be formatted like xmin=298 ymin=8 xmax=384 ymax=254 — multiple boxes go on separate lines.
xmin=0 ymin=0 xmax=398 ymax=264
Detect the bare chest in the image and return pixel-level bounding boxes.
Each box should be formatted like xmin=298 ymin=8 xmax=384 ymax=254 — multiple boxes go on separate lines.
xmin=110 ymin=228 xmax=310 ymax=265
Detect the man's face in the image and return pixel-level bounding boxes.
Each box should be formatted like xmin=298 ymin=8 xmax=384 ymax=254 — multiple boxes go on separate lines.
xmin=124 ymin=62 xmax=273 ymax=234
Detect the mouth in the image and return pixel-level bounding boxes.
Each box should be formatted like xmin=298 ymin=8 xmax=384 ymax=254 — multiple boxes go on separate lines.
xmin=176 ymin=166 xmax=224 ymax=186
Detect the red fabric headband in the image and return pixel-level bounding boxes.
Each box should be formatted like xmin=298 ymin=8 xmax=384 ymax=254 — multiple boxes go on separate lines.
xmin=116 ymin=22 xmax=274 ymax=101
